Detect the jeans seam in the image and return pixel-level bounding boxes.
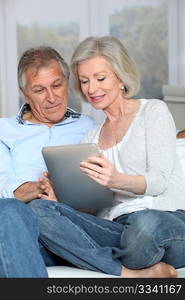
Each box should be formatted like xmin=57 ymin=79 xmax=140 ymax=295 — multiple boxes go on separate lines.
xmin=141 ymin=238 xmax=185 ymax=268
xmin=0 ymin=242 xmax=9 ymax=277
xmin=39 ymin=215 xmax=99 ymax=249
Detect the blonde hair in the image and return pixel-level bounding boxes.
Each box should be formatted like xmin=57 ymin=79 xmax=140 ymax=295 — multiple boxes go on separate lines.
xmin=70 ymin=36 xmax=140 ymax=100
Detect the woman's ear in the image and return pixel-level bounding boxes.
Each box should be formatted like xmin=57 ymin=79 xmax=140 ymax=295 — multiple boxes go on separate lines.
xmin=119 ymin=82 xmax=125 ymax=91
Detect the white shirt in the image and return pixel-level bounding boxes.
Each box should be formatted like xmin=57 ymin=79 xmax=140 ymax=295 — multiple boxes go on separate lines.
xmin=83 ymin=99 xmax=185 ymax=220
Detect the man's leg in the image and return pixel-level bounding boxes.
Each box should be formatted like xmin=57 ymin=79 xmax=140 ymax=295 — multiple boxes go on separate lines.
xmin=0 ymin=198 xmax=48 ymax=277
xmin=116 ymin=209 xmax=185 ymax=269
xmin=39 ymin=241 xmax=74 ymax=267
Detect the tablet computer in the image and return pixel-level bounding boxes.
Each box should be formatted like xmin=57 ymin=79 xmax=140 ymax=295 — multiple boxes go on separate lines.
xmin=42 ymin=143 xmax=113 ymax=210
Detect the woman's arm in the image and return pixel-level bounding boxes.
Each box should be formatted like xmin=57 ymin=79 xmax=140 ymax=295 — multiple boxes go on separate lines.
xmin=80 ymin=154 xmax=146 ymax=194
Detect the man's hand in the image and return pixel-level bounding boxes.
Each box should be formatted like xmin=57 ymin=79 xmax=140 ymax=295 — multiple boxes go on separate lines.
xmin=14 ymin=181 xmax=43 ymax=203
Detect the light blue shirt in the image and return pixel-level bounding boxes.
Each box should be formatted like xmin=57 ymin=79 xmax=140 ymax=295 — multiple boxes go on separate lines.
xmin=0 ymin=104 xmax=95 ymax=198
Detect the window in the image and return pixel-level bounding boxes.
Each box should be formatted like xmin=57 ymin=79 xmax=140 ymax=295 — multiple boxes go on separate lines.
xmin=15 ymin=0 xmax=84 ymax=112
xmin=0 ymin=0 xmax=185 ymax=122
xmin=105 ymin=0 xmax=168 ymax=99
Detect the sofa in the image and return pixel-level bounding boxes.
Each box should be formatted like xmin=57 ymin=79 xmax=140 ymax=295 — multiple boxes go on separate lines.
xmin=163 ymin=85 xmax=185 ymax=131
xmin=46 ymin=138 xmax=185 ymax=278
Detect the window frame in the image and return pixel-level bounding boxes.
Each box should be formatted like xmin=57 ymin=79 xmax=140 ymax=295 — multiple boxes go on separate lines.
xmin=168 ymin=0 xmax=185 ymax=85
xmin=0 ymin=0 xmax=19 ymax=117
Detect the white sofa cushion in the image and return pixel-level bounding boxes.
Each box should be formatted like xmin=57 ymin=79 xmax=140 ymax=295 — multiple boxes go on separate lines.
xmin=47 ymin=266 xmax=185 ymax=278
xmin=47 ymin=266 xmax=117 ymax=278
xmin=176 ymin=138 xmax=185 ymax=175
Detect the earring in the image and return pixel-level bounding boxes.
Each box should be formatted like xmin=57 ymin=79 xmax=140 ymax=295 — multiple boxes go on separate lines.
xmin=120 ymin=85 xmax=124 ymax=90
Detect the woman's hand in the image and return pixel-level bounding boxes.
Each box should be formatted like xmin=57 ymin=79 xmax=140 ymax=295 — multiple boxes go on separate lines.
xmin=79 ymin=153 xmax=119 ymax=188
xmin=80 ymin=154 xmax=147 ymax=194
xmin=38 ymin=172 xmax=58 ymax=201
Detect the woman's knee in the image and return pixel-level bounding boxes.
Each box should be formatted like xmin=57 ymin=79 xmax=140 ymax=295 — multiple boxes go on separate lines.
xmin=28 ymin=198 xmax=53 ymax=215
xmin=120 ymin=209 xmax=165 ymax=247
xmin=28 ymin=198 xmax=44 ymax=211
xmin=28 ymin=199 xmax=74 ymax=217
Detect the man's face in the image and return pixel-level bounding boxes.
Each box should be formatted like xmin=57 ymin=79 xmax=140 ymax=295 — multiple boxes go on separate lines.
xmin=22 ymin=59 xmax=68 ymax=126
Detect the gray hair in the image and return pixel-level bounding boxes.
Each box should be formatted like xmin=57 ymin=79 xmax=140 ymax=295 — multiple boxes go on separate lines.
xmin=70 ymin=36 xmax=140 ymax=99
xmin=18 ymin=46 xmax=70 ymax=90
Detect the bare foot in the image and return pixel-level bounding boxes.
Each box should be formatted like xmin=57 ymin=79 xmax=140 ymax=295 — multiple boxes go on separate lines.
xmin=121 ymin=262 xmax=177 ymax=278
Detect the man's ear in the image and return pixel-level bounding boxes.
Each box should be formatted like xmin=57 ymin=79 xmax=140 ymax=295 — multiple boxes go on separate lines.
xmin=20 ymin=87 xmax=29 ymax=104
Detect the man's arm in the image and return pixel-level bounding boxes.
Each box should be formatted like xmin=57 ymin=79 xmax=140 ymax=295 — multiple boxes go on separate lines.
xmin=0 ymin=141 xmax=24 ymax=198
xmin=0 ymin=141 xmax=42 ymax=201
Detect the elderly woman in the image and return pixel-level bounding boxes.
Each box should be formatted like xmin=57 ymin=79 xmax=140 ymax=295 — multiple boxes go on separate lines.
xmin=31 ymin=36 xmax=185 ymax=278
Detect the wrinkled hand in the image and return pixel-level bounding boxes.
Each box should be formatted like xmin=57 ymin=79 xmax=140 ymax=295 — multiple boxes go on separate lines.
xmin=38 ymin=173 xmax=58 ymax=201
xmin=79 ymin=153 xmax=119 ymax=188
xmin=14 ymin=181 xmax=43 ymax=203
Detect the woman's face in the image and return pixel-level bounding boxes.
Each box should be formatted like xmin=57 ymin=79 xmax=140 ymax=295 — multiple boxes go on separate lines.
xmin=77 ymin=56 xmax=124 ymax=110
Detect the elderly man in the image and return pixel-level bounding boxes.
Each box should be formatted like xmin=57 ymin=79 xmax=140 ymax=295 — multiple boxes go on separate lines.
xmin=0 ymin=46 xmax=95 ymax=277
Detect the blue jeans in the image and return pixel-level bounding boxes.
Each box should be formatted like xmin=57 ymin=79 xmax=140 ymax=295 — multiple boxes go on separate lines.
xmin=0 ymin=198 xmax=48 ymax=277
xmin=29 ymin=199 xmax=185 ymax=276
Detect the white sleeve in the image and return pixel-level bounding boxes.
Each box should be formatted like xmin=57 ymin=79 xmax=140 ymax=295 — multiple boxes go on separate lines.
xmin=143 ymin=100 xmax=177 ymax=196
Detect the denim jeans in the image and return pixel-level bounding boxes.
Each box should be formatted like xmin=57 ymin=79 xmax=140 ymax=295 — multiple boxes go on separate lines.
xmin=0 ymin=198 xmax=48 ymax=277
xmin=29 ymin=199 xmax=185 ymax=276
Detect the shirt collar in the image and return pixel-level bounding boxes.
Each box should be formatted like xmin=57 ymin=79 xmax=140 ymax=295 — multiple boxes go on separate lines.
xmin=17 ymin=103 xmax=81 ymax=125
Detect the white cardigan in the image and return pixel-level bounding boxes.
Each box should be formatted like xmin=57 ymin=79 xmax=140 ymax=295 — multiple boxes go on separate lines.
xmin=83 ymin=99 xmax=185 ymax=220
